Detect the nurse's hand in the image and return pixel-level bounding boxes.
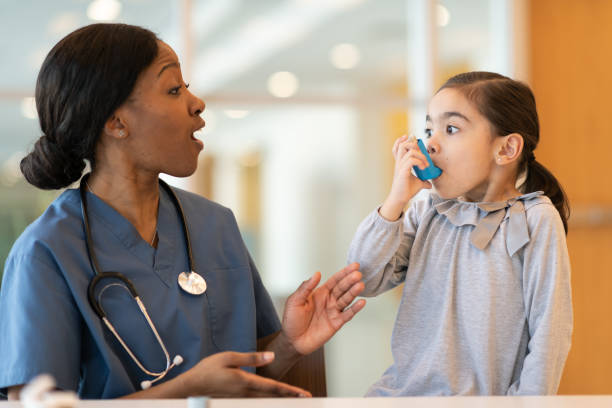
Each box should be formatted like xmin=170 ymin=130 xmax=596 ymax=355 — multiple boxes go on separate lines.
xmin=184 ymin=351 xmax=311 ymax=398
xmin=282 ymin=262 xmax=366 ymax=355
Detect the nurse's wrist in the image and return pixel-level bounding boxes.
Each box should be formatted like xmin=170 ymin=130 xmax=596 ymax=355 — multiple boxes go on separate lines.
xmin=256 ymin=330 xmax=302 ymax=380
xmin=277 ymin=330 xmax=302 ymax=360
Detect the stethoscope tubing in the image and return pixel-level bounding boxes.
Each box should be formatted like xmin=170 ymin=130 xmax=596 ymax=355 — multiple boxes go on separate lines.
xmin=79 ymin=174 xmax=191 ymax=387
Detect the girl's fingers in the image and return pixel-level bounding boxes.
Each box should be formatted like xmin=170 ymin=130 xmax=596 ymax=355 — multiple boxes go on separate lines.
xmin=392 ymin=135 xmax=409 ymax=157
xmin=396 ymin=139 xmax=422 ymax=162
xmin=398 ymin=150 xmax=429 ymax=172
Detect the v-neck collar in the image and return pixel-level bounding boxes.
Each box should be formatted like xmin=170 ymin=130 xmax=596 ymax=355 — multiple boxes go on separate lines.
xmin=84 ymin=185 xmax=181 ymax=287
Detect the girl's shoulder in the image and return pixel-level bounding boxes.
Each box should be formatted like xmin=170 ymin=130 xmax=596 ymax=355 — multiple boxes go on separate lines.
xmin=523 ymin=193 xmax=565 ymax=234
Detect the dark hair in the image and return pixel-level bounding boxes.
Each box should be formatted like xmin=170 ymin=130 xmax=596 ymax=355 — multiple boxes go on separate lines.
xmin=20 ymin=23 xmax=159 ymax=189
xmin=438 ymin=71 xmax=570 ymax=233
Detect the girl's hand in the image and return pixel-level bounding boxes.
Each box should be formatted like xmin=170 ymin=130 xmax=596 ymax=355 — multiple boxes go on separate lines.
xmin=380 ymin=135 xmax=432 ymax=221
xmin=183 ymin=351 xmax=311 ymax=398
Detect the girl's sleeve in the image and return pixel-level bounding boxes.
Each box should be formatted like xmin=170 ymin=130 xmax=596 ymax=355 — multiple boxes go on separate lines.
xmin=507 ymin=203 xmax=573 ymax=395
xmin=346 ymin=199 xmax=425 ymax=297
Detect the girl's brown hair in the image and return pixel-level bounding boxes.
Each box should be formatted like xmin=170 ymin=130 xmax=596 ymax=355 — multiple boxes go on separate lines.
xmin=438 ymin=71 xmax=570 ymax=233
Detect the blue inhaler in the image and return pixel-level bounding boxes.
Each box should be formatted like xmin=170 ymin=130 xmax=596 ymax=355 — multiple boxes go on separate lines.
xmin=412 ymin=138 xmax=442 ymax=180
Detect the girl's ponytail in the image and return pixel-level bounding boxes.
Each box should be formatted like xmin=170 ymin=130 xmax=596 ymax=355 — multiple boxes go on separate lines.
xmin=525 ymin=157 xmax=570 ymax=233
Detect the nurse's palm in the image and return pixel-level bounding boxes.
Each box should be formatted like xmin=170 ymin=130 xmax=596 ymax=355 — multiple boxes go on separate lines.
xmin=188 ymin=352 xmax=310 ymax=397
xmin=282 ymin=263 xmax=365 ymax=355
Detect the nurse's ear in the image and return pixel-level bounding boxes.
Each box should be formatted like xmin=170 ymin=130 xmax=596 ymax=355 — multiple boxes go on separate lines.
xmin=102 ymin=112 xmax=129 ymax=140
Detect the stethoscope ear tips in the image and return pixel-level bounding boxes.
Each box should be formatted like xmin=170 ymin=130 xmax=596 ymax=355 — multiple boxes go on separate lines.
xmin=173 ymin=355 xmax=184 ymax=366
xmin=141 ymin=380 xmax=152 ymax=390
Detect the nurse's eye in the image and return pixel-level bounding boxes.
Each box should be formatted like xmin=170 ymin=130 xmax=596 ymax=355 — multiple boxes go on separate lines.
xmin=424 ymin=128 xmax=433 ymax=138
xmin=168 ymin=86 xmax=182 ymax=96
xmin=446 ymin=125 xmax=459 ymax=135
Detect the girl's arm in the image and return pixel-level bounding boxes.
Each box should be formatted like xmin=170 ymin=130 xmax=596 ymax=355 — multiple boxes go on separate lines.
xmin=347 ymin=197 xmax=429 ymax=297
xmin=347 ymin=135 xmax=432 ymax=297
xmin=507 ymin=203 xmax=573 ymax=395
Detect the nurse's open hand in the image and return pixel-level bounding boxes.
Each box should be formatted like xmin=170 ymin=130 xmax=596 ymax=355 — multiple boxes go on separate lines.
xmin=184 ymin=351 xmax=311 ymax=398
xmin=281 ymin=262 xmax=366 ymax=355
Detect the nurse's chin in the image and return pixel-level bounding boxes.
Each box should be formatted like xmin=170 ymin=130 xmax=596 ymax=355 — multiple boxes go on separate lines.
xmin=163 ymin=161 xmax=199 ymax=179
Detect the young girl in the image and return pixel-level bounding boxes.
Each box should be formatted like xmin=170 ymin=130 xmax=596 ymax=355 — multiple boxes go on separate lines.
xmin=348 ymin=71 xmax=572 ymax=396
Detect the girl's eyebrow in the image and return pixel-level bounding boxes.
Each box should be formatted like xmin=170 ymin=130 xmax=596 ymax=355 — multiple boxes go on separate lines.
xmin=426 ymin=112 xmax=471 ymax=123
xmin=443 ymin=111 xmax=470 ymax=122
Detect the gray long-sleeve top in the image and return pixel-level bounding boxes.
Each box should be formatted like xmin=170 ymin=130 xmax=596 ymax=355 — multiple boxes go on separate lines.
xmin=347 ymin=191 xmax=572 ymax=396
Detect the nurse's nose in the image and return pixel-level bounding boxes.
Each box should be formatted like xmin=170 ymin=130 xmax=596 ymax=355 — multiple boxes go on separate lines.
xmin=189 ymin=92 xmax=205 ymax=116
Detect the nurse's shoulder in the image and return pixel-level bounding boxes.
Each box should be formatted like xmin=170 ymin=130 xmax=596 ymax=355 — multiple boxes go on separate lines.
xmin=170 ymin=186 xmax=239 ymax=230
xmin=6 ymin=188 xmax=84 ymax=267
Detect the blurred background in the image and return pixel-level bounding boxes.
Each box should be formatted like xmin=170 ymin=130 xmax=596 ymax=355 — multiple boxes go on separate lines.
xmin=1 ymin=0 xmax=611 ymax=396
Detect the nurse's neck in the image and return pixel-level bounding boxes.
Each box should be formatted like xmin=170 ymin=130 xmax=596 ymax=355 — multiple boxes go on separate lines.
xmin=86 ymin=167 xmax=160 ymax=248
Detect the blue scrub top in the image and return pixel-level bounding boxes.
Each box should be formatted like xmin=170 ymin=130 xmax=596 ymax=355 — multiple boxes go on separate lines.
xmin=0 ymin=185 xmax=281 ymax=398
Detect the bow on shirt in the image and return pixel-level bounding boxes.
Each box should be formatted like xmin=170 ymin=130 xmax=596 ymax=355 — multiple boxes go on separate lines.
xmin=433 ymin=191 xmax=544 ymax=256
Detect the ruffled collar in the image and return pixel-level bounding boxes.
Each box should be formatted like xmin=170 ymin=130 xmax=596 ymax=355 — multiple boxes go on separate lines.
xmin=432 ymin=191 xmax=544 ymax=255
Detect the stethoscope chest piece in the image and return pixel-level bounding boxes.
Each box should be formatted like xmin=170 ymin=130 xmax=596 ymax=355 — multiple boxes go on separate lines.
xmin=178 ymin=271 xmax=207 ymax=295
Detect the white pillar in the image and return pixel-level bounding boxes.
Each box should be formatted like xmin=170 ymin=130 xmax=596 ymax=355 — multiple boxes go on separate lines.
xmin=489 ymin=0 xmax=530 ymax=82
xmin=407 ymin=0 xmax=438 ymax=135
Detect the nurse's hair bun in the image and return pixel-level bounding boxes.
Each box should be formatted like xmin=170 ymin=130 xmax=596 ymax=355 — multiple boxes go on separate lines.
xmin=20 ymin=134 xmax=86 ymax=190
xmin=20 ymin=23 xmax=159 ymax=190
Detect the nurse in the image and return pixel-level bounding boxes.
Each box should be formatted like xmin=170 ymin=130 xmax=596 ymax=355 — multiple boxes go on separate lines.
xmin=0 ymin=23 xmax=366 ymax=399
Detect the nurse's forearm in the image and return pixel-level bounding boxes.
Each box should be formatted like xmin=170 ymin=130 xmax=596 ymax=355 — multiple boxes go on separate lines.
xmin=256 ymin=330 xmax=302 ymax=380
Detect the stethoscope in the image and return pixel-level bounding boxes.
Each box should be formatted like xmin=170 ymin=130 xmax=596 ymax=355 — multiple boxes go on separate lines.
xmin=79 ymin=174 xmax=207 ymax=390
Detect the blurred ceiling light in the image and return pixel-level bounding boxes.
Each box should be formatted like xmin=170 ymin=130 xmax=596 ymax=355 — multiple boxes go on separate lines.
xmin=87 ymin=0 xmax=122 ymax=21
xmin=48 ymin=12 xmax=80 ymax=35
xmin=224 ymin=110 xmax=250 ymax=119
xmin=436 ymin=4 xmax=450 ymax=27
xmin=194 ymin=0 xmax=364 ymax=93
xmin=267 ymin=71 xmax=299 ymax=98
xmin=329 ymin=43 xmax=361 ymax=70
xmin=21 ymin=97 xmax=37 ymax=120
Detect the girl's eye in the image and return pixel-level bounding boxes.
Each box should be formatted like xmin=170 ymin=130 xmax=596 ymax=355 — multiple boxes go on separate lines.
xmin=424 ymin=128 xmax=432 ymax=138
xmin=185 ymin=83 xmax=190 ymax=89
xmin=446 ymin=125 xmax=459 ymax=134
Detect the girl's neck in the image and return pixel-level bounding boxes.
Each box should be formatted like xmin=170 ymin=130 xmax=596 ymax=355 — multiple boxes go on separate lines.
xmin=461 ymin=173 xmax=522 ymax=203
xmin=462 ymin=187 xmax=522 ymax=203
